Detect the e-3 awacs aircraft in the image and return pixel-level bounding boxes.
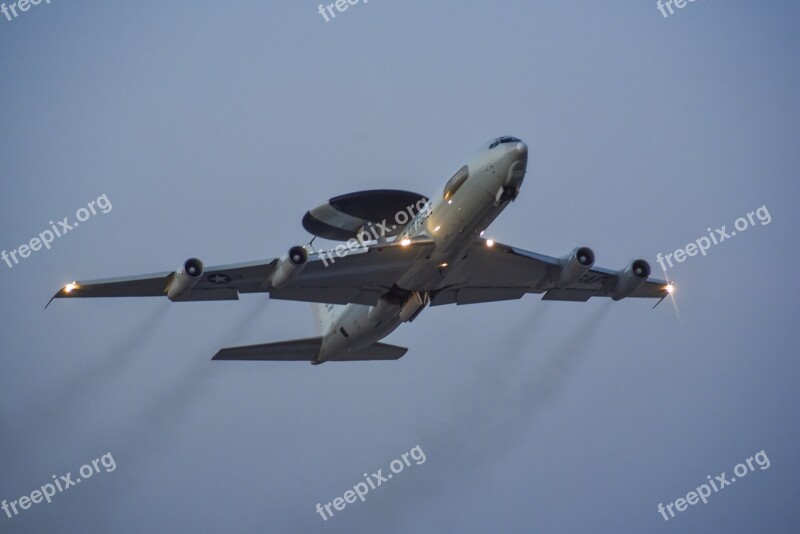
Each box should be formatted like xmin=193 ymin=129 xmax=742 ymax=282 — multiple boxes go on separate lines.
xmin=50 ymin=137 xmax=674 ymax=364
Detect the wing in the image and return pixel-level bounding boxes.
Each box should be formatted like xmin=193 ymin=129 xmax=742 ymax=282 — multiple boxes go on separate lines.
xmin=49 ymin=239 xmax=436 ymax=307
xmin=430 ymin=240 xmax=671 ymax=306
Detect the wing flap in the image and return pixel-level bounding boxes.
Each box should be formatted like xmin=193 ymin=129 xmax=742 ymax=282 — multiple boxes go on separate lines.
xmin=178 ymin=289 xmax=240 ymax=302
xmin=429 ymin=287 xmax=528 ymax=306
xmin=542 ymin=288 xmax=595 ymax=302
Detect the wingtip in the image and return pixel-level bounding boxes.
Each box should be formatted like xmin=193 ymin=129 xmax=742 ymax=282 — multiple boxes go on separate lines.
xmin=44 ymin=292 xmax=60 ymax=309
xmin=47 ymin=282 xmax=81 ymax=308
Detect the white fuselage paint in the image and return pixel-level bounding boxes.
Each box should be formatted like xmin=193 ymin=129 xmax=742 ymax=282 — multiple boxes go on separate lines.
xmin=316 ymin=138 xmax=528 ymax=363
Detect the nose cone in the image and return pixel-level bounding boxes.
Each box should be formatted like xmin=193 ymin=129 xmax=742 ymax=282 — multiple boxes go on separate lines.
xmin=506 ymin=141 xmax=527 ymax=188
xmin=507 ymin=140 xmax=527 ymax=171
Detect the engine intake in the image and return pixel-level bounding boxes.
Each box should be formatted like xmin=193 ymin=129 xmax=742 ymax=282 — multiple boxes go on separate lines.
xmin=611 ymin=259 xmax=651 ymax=300
xmin=556 ymin=246 xmax=595 ymax=287
xmin=167 ymin=258 xmax=204 ymax=301
xmin=270 ymin=246 xmax=309 ymax=288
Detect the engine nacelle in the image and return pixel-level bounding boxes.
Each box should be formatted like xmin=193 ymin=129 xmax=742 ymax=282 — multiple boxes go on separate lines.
xmin=611 ymin=259 xmax=651 ymax=300
xmin=555 ymin=247 xmax=595 ymax=287
xmin=270 ymin=246 xmax=309 ymax=288
xmin=167 ymin=258 xmax=204 ymax=301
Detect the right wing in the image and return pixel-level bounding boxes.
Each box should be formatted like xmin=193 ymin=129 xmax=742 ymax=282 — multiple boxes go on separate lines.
xmin=429 ymin=240 xmax=671 ymax=306
xmin=49 ymin=239 xmax=436 ymax=307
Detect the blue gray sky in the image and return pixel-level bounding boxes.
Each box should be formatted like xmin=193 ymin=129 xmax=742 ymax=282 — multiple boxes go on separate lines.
xmin=1 ymin=1 xmax=798 ymax=532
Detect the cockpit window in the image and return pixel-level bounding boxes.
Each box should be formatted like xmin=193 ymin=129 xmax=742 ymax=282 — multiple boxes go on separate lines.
xmin=443 ymin=165 xmax=469 ymax=201
xmin=489 ymin=136 xmax=521 ymax=149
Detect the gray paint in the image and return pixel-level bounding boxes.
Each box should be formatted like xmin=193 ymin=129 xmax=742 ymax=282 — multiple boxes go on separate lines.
xmin=1 ymin=1 xmax=798 ymax=532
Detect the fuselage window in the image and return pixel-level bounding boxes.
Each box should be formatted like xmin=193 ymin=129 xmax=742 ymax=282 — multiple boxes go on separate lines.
xmin=490 ymin=136 xmax=520 ymax=149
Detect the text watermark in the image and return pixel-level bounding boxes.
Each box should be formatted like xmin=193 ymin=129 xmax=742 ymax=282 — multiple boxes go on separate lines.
xmin=318 ymin=0 xmax=369 ymax=23
xmin=656 ymin=0 xmax=707 ymax=19
xmin=315 ymin=444 xmax=426 ymax=521
xmin=655 ymin=205 xmax=771 ymax=273
xmin=2 ymin=0 xmax=53 ymax=23
xmin=317 ymin=198 xmax=432 ymax=267
xmin=657 ymin=450 xmax=770 ymax=522
xmin=2 ymin=193 xmax=113 ymax=270
xmin=2 ymin=452 xmax=116 ymax=520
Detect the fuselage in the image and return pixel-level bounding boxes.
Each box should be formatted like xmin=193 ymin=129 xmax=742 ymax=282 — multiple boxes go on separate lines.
xmin=316 ymin=137 xmax=528 ymax=362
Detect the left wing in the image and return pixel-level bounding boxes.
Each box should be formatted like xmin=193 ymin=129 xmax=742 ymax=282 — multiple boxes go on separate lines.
xmin=49 ymin=239 xmax=436 ymax=307
xmin=430 ymin=240 xmax=671 ymax=306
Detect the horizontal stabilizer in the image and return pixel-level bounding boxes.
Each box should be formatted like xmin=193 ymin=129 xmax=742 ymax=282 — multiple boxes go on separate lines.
xmin=212 ymin=337 xmax=408 ymax=362
xmin=212 ymin=337 xmax=322 ymax=361
xmin=542 ymin=289 xmax=594 ymax=302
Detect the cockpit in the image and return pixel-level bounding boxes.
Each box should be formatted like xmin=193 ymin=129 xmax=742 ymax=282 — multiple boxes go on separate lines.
xmin=488 ymin=136 xmax=522 ymax=149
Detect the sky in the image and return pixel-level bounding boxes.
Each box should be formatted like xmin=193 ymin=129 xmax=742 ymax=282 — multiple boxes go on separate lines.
xmin=1 ymin=1 xmax=799 ymax=532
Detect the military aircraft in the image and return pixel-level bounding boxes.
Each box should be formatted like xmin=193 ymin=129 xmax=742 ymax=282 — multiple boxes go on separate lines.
xmin=50 ymin=136 xmax=673 ymax=364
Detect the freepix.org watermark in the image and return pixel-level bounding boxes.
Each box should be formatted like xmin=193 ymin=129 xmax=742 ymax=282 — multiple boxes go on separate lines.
xmin=1 ymin=0 xmax=53 ymax=23
xmin=655 ymin=205 xmax=771 ymax=273
xmin=2 ymin=194 xmax=112 ymax=270
xmin=317 ymin=0 xmax=369 ymax=23
xmin=315 ymin=444 xmax=426 ymax=521
xmin=656 ymin=0 xmax=707 ymax=19
xmin=317 ymin=198 xmax=431 ymax=267
xmin=2 ymin=452 xmax=116 ymax=520
xmin=657 ymin=450 xmax=770 ymax=522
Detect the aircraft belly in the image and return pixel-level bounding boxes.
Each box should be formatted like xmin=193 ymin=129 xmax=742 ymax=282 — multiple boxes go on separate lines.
xmin=321 ymin=304 xmax=403 ymax=357
xmin=397 ymin=197 xmax=505 ymax=290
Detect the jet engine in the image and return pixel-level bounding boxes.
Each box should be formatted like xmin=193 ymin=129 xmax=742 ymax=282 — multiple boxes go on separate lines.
xmin=555 ymin=246 xmax=595 ymax=287
xmin=166 ymin=258 xmax=204 ymax=301
xmin=270 ymin=246 xmax=309 ymax=288
xmin=610 ymin=259 xmax=651 ymax=300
